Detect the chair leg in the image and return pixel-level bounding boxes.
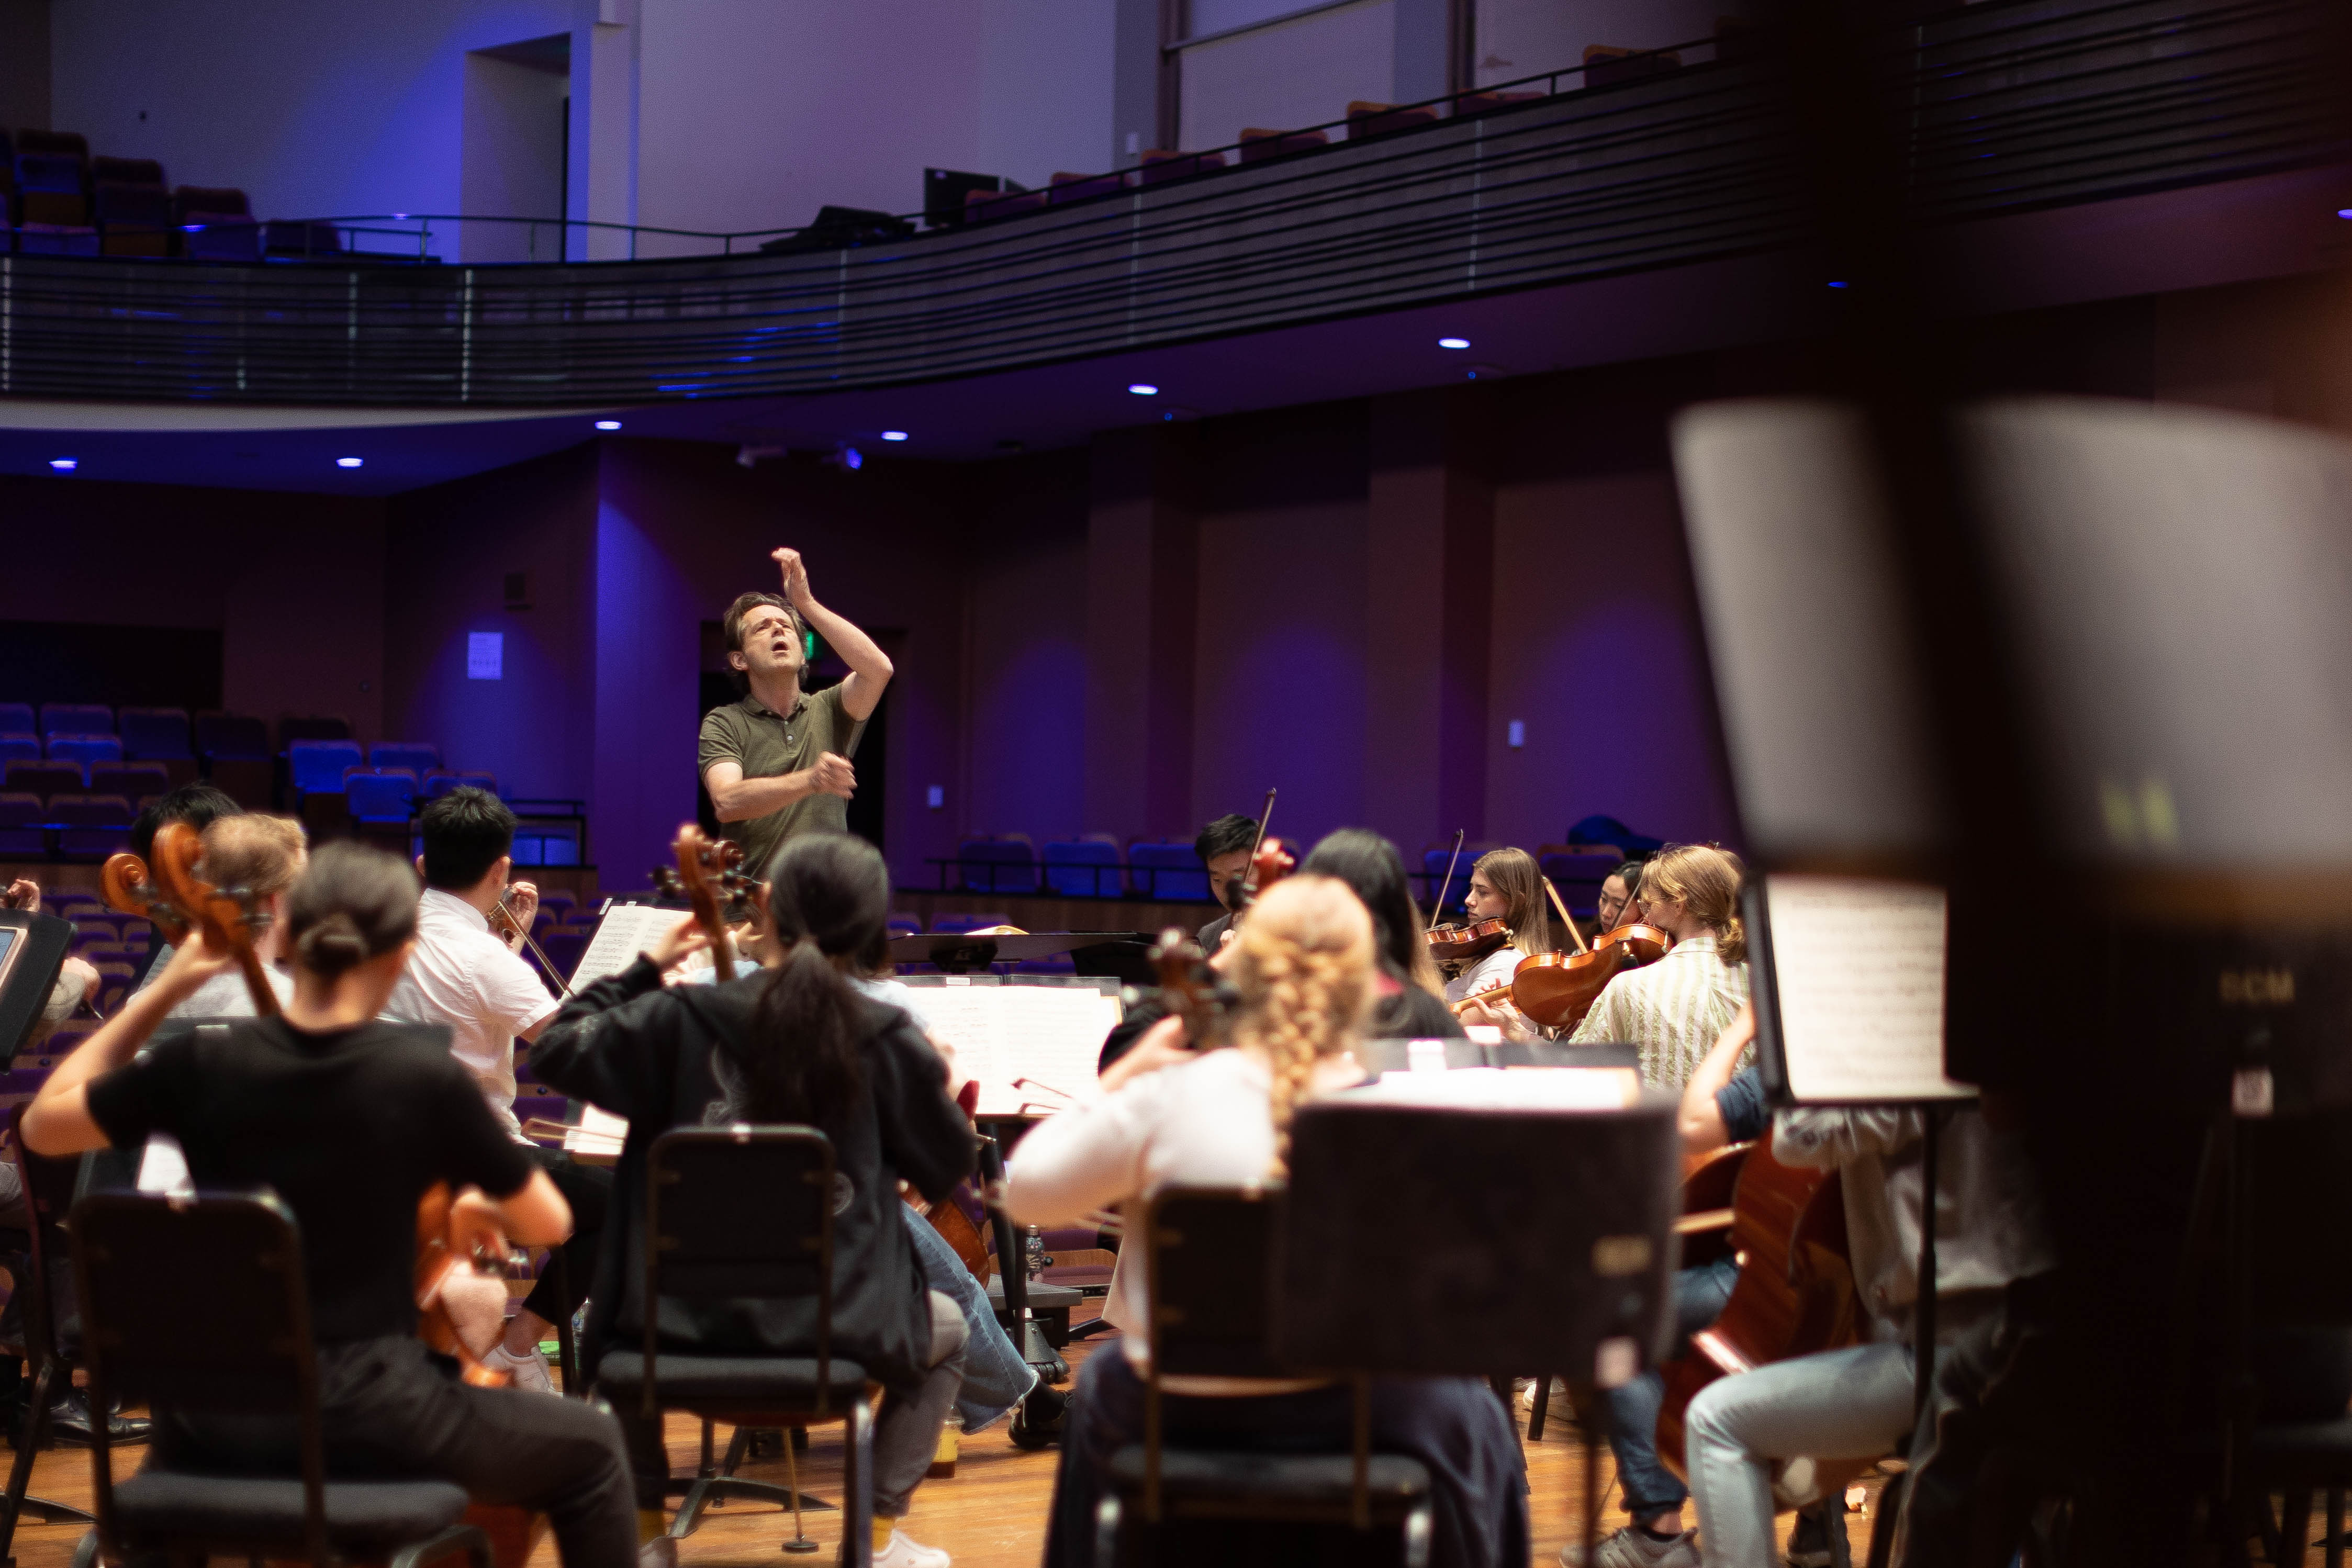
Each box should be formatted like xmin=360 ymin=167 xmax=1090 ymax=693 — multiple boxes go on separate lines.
xmin=1865 ymin=1469 xmax=1907 ymax=1568
xmin=1528 ymin=1376 xmax=1550 ymax=1442
xmin=2283 ymin=1491 xmax=2315 ymax=1566
xmin=783 ymin=1426 xmax=819 ymax=1554
xmin=844 ymin=1399 xmax=874 ymax=1568
xmin=551 ymin=1249 xmax=581 ymax=1396
xmin=1093 ymin=1496 xmax=1122 ymax=1568
xmin=0 ymin=1358 xmax=66 ymax=1556
xmin=388 ymin=1523 xmax=496 ymax=1568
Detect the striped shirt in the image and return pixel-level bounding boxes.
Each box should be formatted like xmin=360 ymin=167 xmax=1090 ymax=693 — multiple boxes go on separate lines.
xmin=1569 ymin=933 xmax=1750 ymax=1090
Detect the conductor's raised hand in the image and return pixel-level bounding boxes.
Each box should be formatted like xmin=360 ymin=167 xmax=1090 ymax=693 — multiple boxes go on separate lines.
xmin=771 ymin=548 xmax=814 ymax=610
xmin=647 ymin=914 xmax=712 ymax=973
xmin=807 ymin=752 xmax=855 ymax=800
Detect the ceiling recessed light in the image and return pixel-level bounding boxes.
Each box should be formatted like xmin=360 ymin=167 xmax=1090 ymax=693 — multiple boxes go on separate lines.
xmin=2338 ymin=208 xmax=2352 ymax=219
xmin=1827 ymin=279 xmax=1851 ymax=289
xmin=49 ymin=458 xmax=76 ymax=472
xmin=1128 ymin=383 xmax=1159 ymax=396
xmin=336 ymin=456 xmax=364 ymax=468
xmin=595 ymin=419 xmax=622 ymax=431
xmin=880 ymin=430 xmax=909 ymax=442
xmin=1437 ymin=337 xmax=1471 ymax=350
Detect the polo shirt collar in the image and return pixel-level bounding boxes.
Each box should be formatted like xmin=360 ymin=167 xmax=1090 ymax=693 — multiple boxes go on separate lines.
xmin=743 ymin=691 xmax=808 ymax=722
xmin=421 ymin=886 xmax=491 ymax=934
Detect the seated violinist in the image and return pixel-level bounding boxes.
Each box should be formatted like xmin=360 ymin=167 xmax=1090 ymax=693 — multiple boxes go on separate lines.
xmin=1570 ymin=845 xmax=1750 ymax=1090
xmin=1448 ymin=847 xmax=1555 ymax=1035
xmin=1007 ymin=876 xmax=1528 ymax=1568
xmin=19 ymin=843 xmax=645 ymax=1568
xmin=1592 ymin=858 xmax=1644 ymax=938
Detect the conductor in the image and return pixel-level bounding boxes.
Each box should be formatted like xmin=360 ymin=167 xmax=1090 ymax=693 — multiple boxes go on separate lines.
xmin=699 ymin=548 xmax=895 ymax=875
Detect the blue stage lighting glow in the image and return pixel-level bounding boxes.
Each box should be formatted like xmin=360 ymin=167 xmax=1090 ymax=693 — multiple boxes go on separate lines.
xmin=1128 ymin=383 xmax=1159 ymax=396
xmin=595 ymin=419 xmax=622 ymax=431
xmin=881 ymin=430 xmax=910 ymax=441
xmin=1438 ymin=337 xmax=1471 ymax=349
xmin=49 ymin=458 xmax=76 ymax=472
xmin=337 ymin=456 xmax=364 ymax=468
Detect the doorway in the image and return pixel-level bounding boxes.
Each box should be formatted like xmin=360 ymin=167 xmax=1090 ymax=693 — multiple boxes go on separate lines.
xmin=462 ymin=33 xmax=570 ymax=263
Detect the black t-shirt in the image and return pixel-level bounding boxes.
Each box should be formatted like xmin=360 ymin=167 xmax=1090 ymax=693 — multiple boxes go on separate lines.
xmin=1716 ymin=1064 xmax=1771 ymax=1144
xmin=84 ymin=1017 xmax=536 ymax=1345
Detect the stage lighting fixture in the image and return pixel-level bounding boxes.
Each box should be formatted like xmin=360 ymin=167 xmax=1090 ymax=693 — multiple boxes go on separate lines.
xmin=49 ymin=458 xmax=76 ymax=472
xmin=337 ymin=456 xmax=364 ymax=468
xmin=881 ymin=430 xmax=910 ymax=441
xmin=1438 ymin=337 xmax=1471 ymax=349
xmin=1128 ymin=383 xmax=1159 ymax=396
xmin=595 ymin=419 xmax=622 ymax=431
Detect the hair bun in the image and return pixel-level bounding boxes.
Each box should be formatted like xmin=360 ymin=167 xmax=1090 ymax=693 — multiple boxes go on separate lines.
xmin=296 ymin=911 xmax=370 ymax=977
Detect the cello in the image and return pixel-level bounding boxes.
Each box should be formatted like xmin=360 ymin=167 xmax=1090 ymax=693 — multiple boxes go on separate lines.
xmin=652 ymin=824 xmax=763 ymax=982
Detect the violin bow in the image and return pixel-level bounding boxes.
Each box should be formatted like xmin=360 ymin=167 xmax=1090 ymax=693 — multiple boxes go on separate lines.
xmin=1432 ymin=830 xmax=1466 ymax=921
xmin=1543 ymin=876 xmax=1592 ymax=955
xmin=1236 ymin=787 xmax=1277 ymax=905
xmin=496 ymin=890 xmax=577 ymax=998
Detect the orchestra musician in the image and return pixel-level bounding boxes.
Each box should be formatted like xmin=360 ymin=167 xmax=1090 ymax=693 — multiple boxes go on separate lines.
xmin=1005 ymin=875 xmax=1528 ymax=1568
xmin=529 ymin=833 xmax=975 ymax=1568
xmin=699 ymin=548 xmax=895 ymax=874
xmin=1569 ymin=844 xmax=1751 ymax=1089
xmin=1189 ymin=812 xmax=1261 ymax=950
xmin=126 ymin=783 xmax=244 ymax=989
xmin=164 ymin=814 xmax=305 ymax=1018
xmin=1440 ymin=847 xmax=1555 ymax=1005
xmin=1683 ymin=1104 xmax=2054 ymax=1568
xmin=383 ymin=786 xmax=606 ymax=1394
xmin=1593 ymin=858 xmax=1644 ymax=936
xmin=19 ymin=843 xmax=646 ymax=1568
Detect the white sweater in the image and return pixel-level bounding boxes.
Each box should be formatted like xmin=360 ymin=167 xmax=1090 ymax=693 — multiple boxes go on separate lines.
xmin=1004 ymin=1046 xmax=1362 ymax=1365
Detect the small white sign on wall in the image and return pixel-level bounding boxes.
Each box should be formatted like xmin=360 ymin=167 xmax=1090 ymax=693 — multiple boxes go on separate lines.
xmin=467 ymin=632 xmax=504 ymax=680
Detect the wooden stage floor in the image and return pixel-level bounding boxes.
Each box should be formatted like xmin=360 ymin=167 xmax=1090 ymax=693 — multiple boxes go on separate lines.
xmin=2 ymin=1306 xmax=1895 ymax=1568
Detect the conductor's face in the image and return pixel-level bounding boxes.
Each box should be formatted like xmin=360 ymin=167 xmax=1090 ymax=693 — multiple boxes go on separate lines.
xmin=732 ymin=604 xmax=803 ymax=688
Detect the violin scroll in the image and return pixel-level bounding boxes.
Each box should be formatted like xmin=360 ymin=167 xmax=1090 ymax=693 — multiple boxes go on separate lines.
xmin=653 ymin=825 xmax=763 ymax=982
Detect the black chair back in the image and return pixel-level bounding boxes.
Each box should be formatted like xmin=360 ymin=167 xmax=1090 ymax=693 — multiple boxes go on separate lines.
xmin=643 ymin=1125 xmax=837 ymax=1415
xmin=70 ymin=1189 xmax=331 ymax=1564
xmin=1141 ymin=1185 xmax=1290 ymax=1383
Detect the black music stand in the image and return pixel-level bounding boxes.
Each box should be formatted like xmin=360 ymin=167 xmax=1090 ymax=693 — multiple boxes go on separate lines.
xmin=887 ymin=931 xmax=1153 ymax=978
xmin=0 ymin=912 xmax=70 ymax=1060
xmin=1271 ymin=1094 xmax=1680 ymax=1560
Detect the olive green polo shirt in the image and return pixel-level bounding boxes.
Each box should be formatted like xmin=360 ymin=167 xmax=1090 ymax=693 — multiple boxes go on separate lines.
xmin=696 ymin=682 xmax=853 ymax=877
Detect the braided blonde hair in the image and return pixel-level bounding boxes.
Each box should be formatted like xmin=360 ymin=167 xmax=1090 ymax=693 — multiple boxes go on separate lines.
xmin=1227 ymin=876 xmax=1376 ymax=1178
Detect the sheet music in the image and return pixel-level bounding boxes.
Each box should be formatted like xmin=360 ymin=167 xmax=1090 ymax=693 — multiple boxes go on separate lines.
xmin=900 ymin=980 xmax=1119 ymax=1114
xmin=571 ymin=904 xmax=682 ymax=988
xmin=1765 ymin=876 xmax=1970 ymax=1103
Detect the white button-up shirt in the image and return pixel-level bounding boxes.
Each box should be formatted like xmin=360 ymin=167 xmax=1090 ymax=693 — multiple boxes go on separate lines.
xmin=382 ymin=888 xmax=561 ymax=1139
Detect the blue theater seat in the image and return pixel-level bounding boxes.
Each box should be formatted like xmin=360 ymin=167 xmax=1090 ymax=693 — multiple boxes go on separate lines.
xmin=956 ymin=837 xmax=1038 ymax=895
xmin=1538 ymin=848 xmax=1621 ymax=921
xmin=1042 ymin=838 xmax=1122 ymax=898
xmin=344 ymin=770 xmax=419 ymax=824
xmin=5 ymin=760 xmax=85 ymax=802
xmin=930 ymin=913 xmax=1010 ymax=935
xmin=53 ymin=793 xmax=133 ymax=857
xmin=48 ymin=734 xmax=122 ymax=771
xmin=194 ymin=713 xmax=270 ymax=759
xmin=0 ymin=794 xmax=44 ymax=856
xmin=369 ymin=742 xmax=440 ymax=775
xmin=0 ymin=704 xmax=32 ymax=734
xmin=287 ymin=740 xmax=363 ymax=796
xmin=90 ymin=761 xmax=169 ymax=800
xmin=40 ymin=702 xmax=112 ymax=737
xmin=1126 ymin=840 xmax=1207 ymax=901
xmin=118 ymin=707 xmax=193 ymax=762
xmin=422 ymin=770 xmax=498 ymax=799
xmin=1421 ymin=842 xmax=1497 ymax=915
xmin=0 ymin=735 xmax=39 ymax=768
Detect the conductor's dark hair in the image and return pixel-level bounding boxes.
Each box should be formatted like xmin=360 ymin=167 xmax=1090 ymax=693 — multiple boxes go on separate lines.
xmin=287 ymin=842 xmax=418 ymax=980
xmin=735 ymin=833 xmax=893 ymax=1125
xmin=417 ymin=787 xmax=516 ymax=891
xmin=1300 ymin=829 xmax=1428 ymax=988
xmin=1194 ymin=814 xmax=1259 ymax=867
xmin=131 ymin=783 xmax=241 ymax=864
xmin=721 ymin=592 xmax=805 ymax=695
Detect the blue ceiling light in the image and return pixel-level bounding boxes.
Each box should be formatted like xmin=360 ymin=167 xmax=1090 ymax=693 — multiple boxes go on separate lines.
xmin=843 ymin=446 xmax=864 ymax=470
xmin=1438 ymin=337 xmax=1471 ymax=350
xmin=336 ymin=456 xmax=363 ymax=468
xmin=49 ymin=457 xmax=76 ymax=472
xmin=2338 ymin=208 xmax=2352 ymax=219
xmin=880 ymin=430 xmax=909 ymax=442
xmin=595 ymin=419 xmax=622 ymax=431
xmin=1827 ymin=279 xmax=1851 ymax=289
xmin=1128 ymin=383 xmax=1159 ymax=396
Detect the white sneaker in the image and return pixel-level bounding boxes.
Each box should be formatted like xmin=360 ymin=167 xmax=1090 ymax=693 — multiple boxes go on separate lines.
xmin=1560 ymin=1525 xmax=1701 ymax=1568
xmin=483 ymin=1342 xmax=557 ymax=1394
xmin=873 ymin=1527 xmax=951 ymax=1568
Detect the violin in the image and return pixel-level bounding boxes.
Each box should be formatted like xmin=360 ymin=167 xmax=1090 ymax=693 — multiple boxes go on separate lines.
xmin=415 ymin=1181 xmax=521 ymax=1387
xmin=1427 ymin=916 xmax=1511 ymax=967
xmin=143 ymin=821 xmax=281 ymax=1016
xmin=488 ymin=887 xmax=575 ymax=998
xmin=1508 ymin=921 xmax=1672 ymax=1031
xmin=652 ymin=825 xmax=761 ymax=982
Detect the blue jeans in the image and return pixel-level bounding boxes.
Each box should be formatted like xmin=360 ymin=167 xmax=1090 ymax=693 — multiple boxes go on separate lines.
xmin=903 ymin=1206 xmax=1037 ymax=1432
xmin=1605 ymin=1253 xmax=1741 ymax=1519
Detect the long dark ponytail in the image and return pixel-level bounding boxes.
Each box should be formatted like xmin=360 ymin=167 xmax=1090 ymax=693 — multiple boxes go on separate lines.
xmin=726 ymin=833 xmax=892 ymax=1124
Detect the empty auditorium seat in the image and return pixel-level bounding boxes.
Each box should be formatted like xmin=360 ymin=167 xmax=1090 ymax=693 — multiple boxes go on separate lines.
xmin=1137 ymin=150 xmax=1228 ymax=186
xmin=1453 ymin=89 xmax=1543 ymax=115
xmin=90 ymin=155 xmax=163 ymax=187
xmin=89 ymin=761 xmax=169 ymax=799
xmin=1126 ymin=840 xmax=1207 ymax=901
xmin=263 ymin=220 xmax=343 ymax=257
xmin=1537 ymin=847 xmax=1621 ymax=920
xmin=1345 ymin=100 xmax=1440 ymax=139
xmin=0 ymin=794 xmax=44 ymax=856
xmin=15 ymin=223 xmax=99 ymax=256
xmin=195 ymin=712 xmax=270 ymax=758
xmin=71 ymin=918 xmax=119 ymax=947
xmin=536 ymin=932 xmax=589 ymax=984
xmin=96 ymin=180 xmax=174 ymax=256
xmin=177 ymin=203 xmax=261 ymax=262
xmin=47 ymin=733 xmax=123 ymax=770
xmin=1422 ymin=842 xmax=1497 ymax=914
xmin=1582 ymin=44 xmax=1681 ymax=87
xmin=1042 ymin=838 xmax=1122 ymax=898
xmin=344 ymin=770 xmax=419 ymax=824
xmin=174 ymin=184 xmax=250 ymax=223
xmin=13 ymin=151 xmax=87 ymax=226
xmin=0 ymin=703 xmax=31 ymax=733
xmin=52 ymin=794 xmax=133 ymax=857
xmin=964 ymin=187 xmax=1047 ymax=220
xmin=287 ymin=739 xmax=363 ymax=795
xmin=279 ymin=715 xmax=352 ymax=746
xmin=118 ymin=706 xmax=192 ymax=759
xmin=956 ymin=837 xmax=1038 ymax=895
xmin=4 ymin=760 xmax=84 ymax=801
xmin=1237 ymin=127 xmax=1330 ymax=164
xmin=0 ymin=734 xmax=38 ymax=767
xmin=16 ymin=130 xmax=88 ymax=159
xmin=369 ymin=742 xmax=440 ymax=775
xmin=1048 ymin=171 xmax=1125 ymax=205
xmin=40 ymin=702 xmax=112 ymax=736
xmin=1565 ymin=813 xmax=1662 ymax=856
xmin=536 ymin=890 xmax=577 ymax=920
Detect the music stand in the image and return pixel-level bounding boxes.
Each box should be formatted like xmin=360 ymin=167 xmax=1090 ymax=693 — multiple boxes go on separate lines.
xmin=0 ymin=912 xmax=70 ymax=1060
xmin=886 ymin=931 xmax=1151 ymax=977
xmin=1271 ymin=1094 xmax=1679 ymax=1558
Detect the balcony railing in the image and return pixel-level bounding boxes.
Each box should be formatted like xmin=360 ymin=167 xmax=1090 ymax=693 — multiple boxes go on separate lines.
xmin=0 ymin=0 xmax=2337 ymax=407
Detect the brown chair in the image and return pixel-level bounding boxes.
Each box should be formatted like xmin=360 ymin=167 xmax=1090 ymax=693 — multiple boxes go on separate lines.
xmin=1048 ymin=171 xmax=1126 ymax=204
xmin=1137 ymin=149 xmax=1228 ymax=186
xmin=1344 ymin=100 xmax=1439 ymax=139
xmin=1237 ymin=127 xmax=1330 ymax=164
xmin=1582 ymin=44 xmax=1682 ymax=88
